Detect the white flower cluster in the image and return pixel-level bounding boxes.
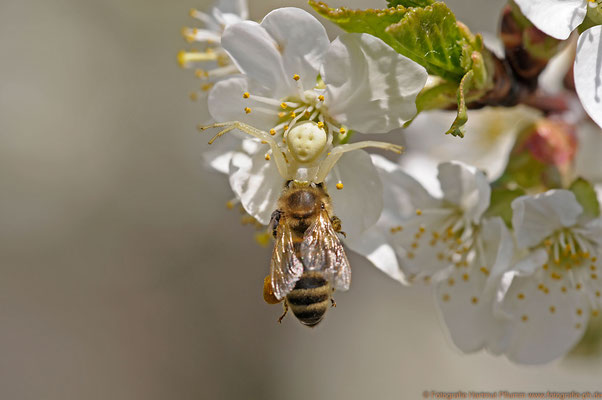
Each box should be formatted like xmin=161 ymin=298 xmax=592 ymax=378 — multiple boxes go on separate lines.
xmin=181 ymin=0 xmax=602 ymax=365
xmin=347 ymin=156 xmax=602 ymax=364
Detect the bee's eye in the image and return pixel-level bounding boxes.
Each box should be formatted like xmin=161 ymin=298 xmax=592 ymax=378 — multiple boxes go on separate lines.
xmin=320 ymin=203 xmax=325 ymax=209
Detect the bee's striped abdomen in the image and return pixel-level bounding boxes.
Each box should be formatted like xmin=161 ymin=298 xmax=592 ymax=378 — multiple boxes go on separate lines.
xmin=286 ymin=271 xmax=331 ymax=327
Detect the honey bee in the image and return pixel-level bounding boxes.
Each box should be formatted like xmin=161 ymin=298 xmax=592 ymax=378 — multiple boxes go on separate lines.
xmin=201 ymin=120 xmax=402 ymax=326
xmin=262 ymin=181 xmax=349 ymax=327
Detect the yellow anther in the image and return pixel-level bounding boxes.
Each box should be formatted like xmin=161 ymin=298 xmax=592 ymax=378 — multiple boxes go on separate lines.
xmin=471 ymin=297 xmax=478 ymax=304
xmin=447 ymin=278 xmax=455 ymax=286
xmin=550 ymin=306 xmax=556 ymax=314
xmin=318 ymin=95 xmax=325 ymax=101
xmin=576 ymin=323 xmax=582 ymax=329
xmin=416 ymin=209 xmax=422 ymax=216
xmin=437 ymin=252 xmax=445 ymax=260
xmin=577 ymin=308 xmax=583 ymax=316
xmin=290 ymin=112 xmax=296 ymax=118
xmin=278 ymin=112 xmax=286 ymax=118
xmin=576 ymin=283 xmax=582 ymax=290
xmin=189 ymin=92 xmax=198 ymax=101
xmin=283 ymin=125 xmax=289 ymax=131
xmin=542 ymin=263 xmax=549 ymax=270
xmin=597 ymin=290 xmax=601 ymax=297
xmin=551 ymin=272 xmax=562 ymax=280
xmin=339 ymin=127 xmax=346 ymax=134
xmin=280 ymin=102 xmax=288 ymax=109
xmin=226 ymin=201 xmax=234 ymax=210
xmin=592 ymin=273 xmax=598 ymax=279
xmin=411 ymin=242 xmax=418 ymax=249
xmin=244 ymin=107 xmax=251 ymax=114
xmin=269 ymin=129 xmax=276 ymax=136
xmin=194 ymin=69 xmax=205 ymax=78
xmin=538 ymin=283 xmax=545 ymax=290
xmin=592 ymin=257 xmax=598 ymax=262
xmin=243 ymin=92 xmax=250 ymax=99
xmin=336 ymin=183 xmax=344 ymax=190
xmin=582 ymin=252 xmax=591 ymax=259
xmin=462 ymin=273 xmax=469 ymax=281
xmin=264 ymin=153 xmax=271 ymax=161
xmin=201 ymin=83 xmax=213 ymax=91
xmin=317 ymin=122 xmax=324 ymax=129
xmin=561 ymin=286 xmax=568 ymax=293
xmin=456 ymin=238 xmax=463 ymax=245
xmin=517 ymin=293 xmax=525 ymax=300
xmin=543 ymin=287 xmax=549 ymax=294
xmin=480 ymin=267 xmax=489 ymax=275
xmin=593 ymin=310 xmax=600 ymax=317
xmin=591 ymin=264 xmax=597 ymax=270
xmin=407 ymin=252 xmax=415 ymax=259
xmin=521 ymin=315 xmax=528 ymax=322
xmin=544 ymin=239 xmax=552 ymax=247
xmin=293 ymin=74 xmax=300 ymax=81
xmin=442 ymin=294 xmax=450 ymax=302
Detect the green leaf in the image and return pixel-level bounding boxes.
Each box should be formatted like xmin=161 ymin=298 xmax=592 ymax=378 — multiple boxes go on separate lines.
xmin=484 ymin=187 xmax=526 ymax=228
xmin=385 ymin=2 xmax=470 ymax=81
xmin=569 ymin=178 xmax=600 ymax=218
xmin=445 ymin=70 xmax=473 ymax=137
xmin=387 ymin=0 xmax=434 ymax=7
xmin=310 ymin=1 xmax=474 ymax=81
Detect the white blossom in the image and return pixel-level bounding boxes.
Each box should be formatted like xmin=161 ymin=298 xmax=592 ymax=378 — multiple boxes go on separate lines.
xmin=347 ymin=157 xmax=517 ymax=355
xmin=205 ymin=7 xmax=427 ymax=236
xmin=495 ymin=190 xmax=602 ymax=364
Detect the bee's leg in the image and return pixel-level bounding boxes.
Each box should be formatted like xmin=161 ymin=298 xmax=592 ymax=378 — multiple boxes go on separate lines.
xmin=278 ymin=301 xmax=289 ymax=323
xmin=313 ymin=141 xmax=404 ymax=183
xmin=263 ymin=275 xmax=281 ymax=305
xmin=330 ymin=216 xmax=346 ymax=238
xmin=331 ymin=298 xmax=336 ymax=308
xmin=199 ymin=121 xmax=290 ymax=179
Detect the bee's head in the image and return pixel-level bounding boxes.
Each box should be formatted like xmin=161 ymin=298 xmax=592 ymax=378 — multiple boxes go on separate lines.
xmin=286 ymin=188 xmax=321 ymax=217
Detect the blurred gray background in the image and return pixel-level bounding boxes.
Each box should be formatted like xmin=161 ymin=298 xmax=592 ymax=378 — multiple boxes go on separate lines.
xmin=1 ymin=0 xmax=601 ymax=399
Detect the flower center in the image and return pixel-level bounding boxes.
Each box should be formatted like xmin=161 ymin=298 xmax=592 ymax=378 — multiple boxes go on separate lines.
xmin=242 ymin=74 xmax=348 ymax=142
xmin=542 ymin=228 xmax=594 ymax=272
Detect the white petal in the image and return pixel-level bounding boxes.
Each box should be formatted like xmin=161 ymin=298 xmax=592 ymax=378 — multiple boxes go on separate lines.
xmin=221 ymin=21 xmax=291 ymax=97
xmin=435 ymin=218 xmax=514 ymax=354
xmin=498 ymin=274 xmax=589 ymax=364
xmin=229 ymin=150 xmax=284 ymax=224
xmin=575 ymin=217 xmax=602 ymax=248
xmin=346 ymin=228 xmax=406 ymax=283
xmin=575 ymin=26 xmax=602 ymax=130
xmin=435 ymin=266 xmax=511 ymax=354
xmin=511 ymin=190 xmax=583 ymax=249
xmin=325 ymin=150 xmax=382 ymax=239
xmin=322 ymin=33 xmax=427 ymax=133
xmin=437 ymin=161 xmax=491 ymax=223
xmin=261 ymin=8 xmax=330 ymax=91
xmin=482 ymin=218 xmax=516 ymax=296
xmin=344 ymin=155 xmax=437 ymax=283
xmin=514 ymin=0 xmax=587 ymax=40
xmin=203 ymin=133 xmax=239 ymax=174
xmin=208 ymin=76 xmax=280 ymax=130
xmin=575 ymin=122 xmax=602 ymax=182
xmin=216 ymin=0 xmax=248 ymax=20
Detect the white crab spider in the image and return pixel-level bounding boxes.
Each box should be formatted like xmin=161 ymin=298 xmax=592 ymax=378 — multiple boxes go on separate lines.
xmin=201 ymin=120 xmax=403 ymax=184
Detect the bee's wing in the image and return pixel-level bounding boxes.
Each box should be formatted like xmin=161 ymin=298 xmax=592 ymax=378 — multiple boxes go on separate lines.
xmin=270 ymin=218 xmax=303 ymax=300
xmin=300 ymin=211 xmax=351 ymax=291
